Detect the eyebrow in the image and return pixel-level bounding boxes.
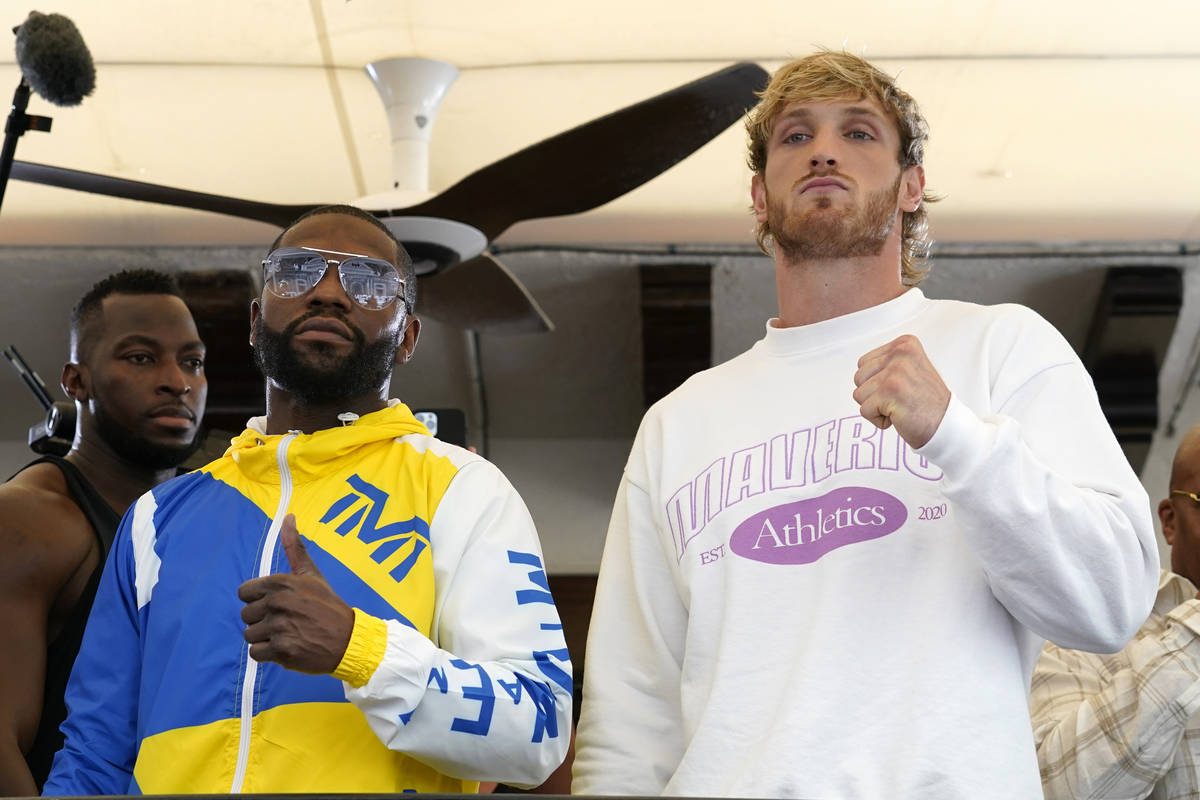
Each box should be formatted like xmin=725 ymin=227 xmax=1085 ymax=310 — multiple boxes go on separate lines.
xmin=777 ymin=105 xmax=887 ymax=125
xmin=113 ymin=334 xmax=206 ymax=352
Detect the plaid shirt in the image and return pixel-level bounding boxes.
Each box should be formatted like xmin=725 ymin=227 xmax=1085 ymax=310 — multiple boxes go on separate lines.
xmin=1031 ymin=570 xmax=1200 ymax=800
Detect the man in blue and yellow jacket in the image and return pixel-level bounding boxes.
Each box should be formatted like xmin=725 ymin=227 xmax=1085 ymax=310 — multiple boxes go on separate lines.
xmin=44 ymin=205 xmax=572 ymax=794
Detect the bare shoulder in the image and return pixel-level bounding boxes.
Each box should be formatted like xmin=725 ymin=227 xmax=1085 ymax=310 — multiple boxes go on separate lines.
xmin=0 ymin=463 xmax=98 ymax=594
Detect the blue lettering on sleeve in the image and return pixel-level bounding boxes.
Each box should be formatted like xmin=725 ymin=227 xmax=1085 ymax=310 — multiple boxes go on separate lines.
xmin=449 ymin=659 xmax=495 ymax=736
xmin=506 ymin=550 xmax=543 ymax=568
xmin=533 ymin=647 xmax=572 ymax=695
xmin=508 ymin=550 xmax=555 ymax=606
xmin=514 ymin=673 xmax=559 ymax=743
xmin=498 ymin=677 xmax=524 ymax=704
xmin=428 ymin=666 xmax=448 ymax=693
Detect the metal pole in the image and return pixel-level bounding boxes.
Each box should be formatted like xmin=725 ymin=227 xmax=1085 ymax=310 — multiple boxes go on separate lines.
xmin=464 ymin=328 xmax=489 ymax=458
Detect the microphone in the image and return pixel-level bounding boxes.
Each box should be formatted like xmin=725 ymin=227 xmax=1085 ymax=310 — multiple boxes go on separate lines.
xmin=14 ymin=11 xmax=95 ymax=107
xmin=0 ymin=11 xmax=94 ymax=213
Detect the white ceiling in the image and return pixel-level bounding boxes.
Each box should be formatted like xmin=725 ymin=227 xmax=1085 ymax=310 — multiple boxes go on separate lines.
xmin=0 ymin=0 xmax=1197 ymax=246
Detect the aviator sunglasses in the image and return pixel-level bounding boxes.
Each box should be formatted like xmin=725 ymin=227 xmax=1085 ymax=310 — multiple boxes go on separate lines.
xmin=1172 ymin=489 xmax=1200 ymax=506
xmin=262 ymin=246 xmax=407 ymax=311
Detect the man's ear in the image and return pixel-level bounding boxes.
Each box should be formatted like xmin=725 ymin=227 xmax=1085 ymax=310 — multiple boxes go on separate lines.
xmin=898 ymin=164 xmax=925 ymax=213
xmin=397 ymin=315 xmax=421 ymax=366
xmin=1160 ymin=497 xmax=1177 ymax=545
xmin=248 ymin=298 xmax=261 ymax=348
xmin=61 ymin=362 xmax=89 ymax=402
xmin=751 ymin=173 xmax=769 ymax=224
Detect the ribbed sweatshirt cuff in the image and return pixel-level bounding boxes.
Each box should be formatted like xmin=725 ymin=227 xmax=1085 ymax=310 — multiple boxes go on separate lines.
xmin=914 ymin=392 xmax=992 ymax=481
xmin=332 ymin=608 xmax=388 ymax=688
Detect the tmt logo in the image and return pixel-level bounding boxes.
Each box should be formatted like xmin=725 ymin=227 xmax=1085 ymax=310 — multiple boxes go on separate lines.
xmin=320 ymin=474 xmax=430 ymax=582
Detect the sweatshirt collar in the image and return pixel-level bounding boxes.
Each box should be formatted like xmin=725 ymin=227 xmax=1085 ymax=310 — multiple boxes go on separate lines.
xmin=759 ymin=288 xmax=926 ymax=358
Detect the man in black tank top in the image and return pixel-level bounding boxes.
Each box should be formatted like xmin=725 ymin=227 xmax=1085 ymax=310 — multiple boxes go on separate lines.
xmin=0 ymin=270 xmax=207 ymax=795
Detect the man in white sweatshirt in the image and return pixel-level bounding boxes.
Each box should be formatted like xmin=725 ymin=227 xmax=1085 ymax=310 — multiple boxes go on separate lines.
xmin=573 ymin=49 xmax=1158 ymax=799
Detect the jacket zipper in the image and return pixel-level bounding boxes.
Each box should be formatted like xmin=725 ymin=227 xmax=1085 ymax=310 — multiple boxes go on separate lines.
xmin=230 ymin=433 xmax=296 ymax=793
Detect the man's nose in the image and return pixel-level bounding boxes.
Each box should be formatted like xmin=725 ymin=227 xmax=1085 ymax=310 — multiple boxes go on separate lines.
xmin=809 ymin=129 xmax=838 ymax=169
xmin=158 ymin=362 xmax=191 ymax=396
xmin=307 ymin=264 xmax=352 ymax=310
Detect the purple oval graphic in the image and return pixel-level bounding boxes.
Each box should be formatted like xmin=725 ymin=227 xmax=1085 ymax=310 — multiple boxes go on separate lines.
xmin=729 ymin=486 xmax=907 ymax=565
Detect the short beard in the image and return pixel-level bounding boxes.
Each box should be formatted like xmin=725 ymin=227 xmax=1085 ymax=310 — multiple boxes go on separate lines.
xmin=252 ymin=311 xmax=399 ymax=408
xmin=769 ymin=175 xmax=901 ymax=263
xmin=94 ymin=401 xmax=204 ymax=472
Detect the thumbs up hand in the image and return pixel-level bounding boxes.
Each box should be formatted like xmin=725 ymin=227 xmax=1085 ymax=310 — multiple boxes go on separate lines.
xmin=238 ymin=514 xmax=355 ymax=674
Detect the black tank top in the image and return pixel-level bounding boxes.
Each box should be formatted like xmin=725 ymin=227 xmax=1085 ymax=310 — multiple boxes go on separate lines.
xmin=12 ymin=455 xmax=120 ymax=790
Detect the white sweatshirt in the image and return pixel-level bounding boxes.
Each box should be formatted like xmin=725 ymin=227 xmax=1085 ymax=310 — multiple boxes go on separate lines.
xmin=573 ymin=288 xmax=1158 ymax=799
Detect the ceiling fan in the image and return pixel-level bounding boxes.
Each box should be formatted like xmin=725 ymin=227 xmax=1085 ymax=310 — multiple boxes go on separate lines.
xmin=10 ymin=58 xmax=768 ymax=333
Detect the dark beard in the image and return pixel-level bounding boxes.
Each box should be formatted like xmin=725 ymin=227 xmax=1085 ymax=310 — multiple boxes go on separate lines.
xmin=770 ymin=175 xmax=901 ymax=262
xmin=94 ymin=401 xmax=205 ymax=471
xmin=252 ymin=311 xmax=399 ymax=407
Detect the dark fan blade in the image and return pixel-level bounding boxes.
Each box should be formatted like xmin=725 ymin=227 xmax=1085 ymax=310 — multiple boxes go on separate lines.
xmin=11 ymin=160 xmax=316 ymax=227
xmin=418 ymin=253 xmax=553 ymax=334
xmin=389 ymin=62 xmax=769 ymax=241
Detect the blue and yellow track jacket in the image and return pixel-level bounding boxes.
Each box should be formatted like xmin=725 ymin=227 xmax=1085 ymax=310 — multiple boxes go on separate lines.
xmin=44 ymin=402 xmax=572 ymax=794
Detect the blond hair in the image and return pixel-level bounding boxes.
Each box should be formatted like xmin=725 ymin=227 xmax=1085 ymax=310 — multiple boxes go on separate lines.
xmin=746 ymin=50 xmax=938 ymax=285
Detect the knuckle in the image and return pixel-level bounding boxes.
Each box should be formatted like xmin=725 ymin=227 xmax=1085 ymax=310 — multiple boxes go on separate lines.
xmin=275 ymin=638 xmax=296 ymax=661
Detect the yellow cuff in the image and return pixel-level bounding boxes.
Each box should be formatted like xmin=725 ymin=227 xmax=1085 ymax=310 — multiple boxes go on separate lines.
xmin=332 ymin=608 xmax=388 ymax=688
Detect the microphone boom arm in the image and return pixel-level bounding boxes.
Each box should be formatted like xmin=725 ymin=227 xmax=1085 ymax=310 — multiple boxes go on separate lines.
xmin=0 ymin=79 xmax=52 ymax=213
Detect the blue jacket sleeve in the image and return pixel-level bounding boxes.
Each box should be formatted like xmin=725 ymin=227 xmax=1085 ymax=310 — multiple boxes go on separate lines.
xmin=42 ymin=502 xmax=144 ymax=796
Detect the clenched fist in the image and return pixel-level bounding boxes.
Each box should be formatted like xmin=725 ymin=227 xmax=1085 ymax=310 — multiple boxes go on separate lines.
xmin=851 ymin=334 xmax=951 ymax=450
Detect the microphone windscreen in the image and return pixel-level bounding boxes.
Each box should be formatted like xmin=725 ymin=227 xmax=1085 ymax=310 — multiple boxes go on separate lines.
xmin=14 ymin=11 xmax=95 ymax=107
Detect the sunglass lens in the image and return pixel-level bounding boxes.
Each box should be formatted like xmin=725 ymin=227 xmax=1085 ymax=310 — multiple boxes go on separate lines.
xmin=339 ymin=259 xmax=400 ymax=310
xmin=265 ymin=250 xmax=328 ymax=298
